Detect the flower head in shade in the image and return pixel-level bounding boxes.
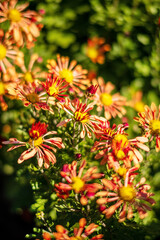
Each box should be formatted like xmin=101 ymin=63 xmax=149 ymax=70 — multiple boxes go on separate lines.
xmin=86 ymin=37 xmax=110 ymax=64
xmin=42 ymin=74 xmax=68 ymax=102
xmin=55 ymin=160 xmax=104 ymax=205
xmin=57 ymin=98 xmax=101 ymax=138
xmin=15 ymin=53 xmax=47 ymax=85
xmin=127 ymin=90 xmax=145 ymax=113
xmin=134 ymin=103 xmax=160 ymax=152
xmin=47 ymin=54 xmax=89 ymax=94
xmin=0 ymin=31 xmax=17 ymax=74
xmin=92 ymin=77 xmax=126 ymax=120
xmin=53 ymin=218 xmax=103 ymax=240
xmin=9 ymin=82 xmax=51 ymax=111
xmin=96 ymin=167 xmax=156 ymax=222
xmin=2 ymin=122 xmax=65 ymax=168
xmin=0 ymin=0 xmax=42 ymax=48
xmin=91 ymin=120 xmax=149 ymax=168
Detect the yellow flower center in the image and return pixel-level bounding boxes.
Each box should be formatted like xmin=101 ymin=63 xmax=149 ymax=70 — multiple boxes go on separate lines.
xmin=149 ymin=120 xmax=160 ymax=136
xmin=114 ymin=149 xmax=126 ymax=160
xmin=59 ymin=69 xmax=73 ymax=83
xmin=0 ymin=82 xmax=5 ymax=95
xmin=134 ymin=101 xmax=145 ymax=112
xmin=87 ymin=47 xmax=98 ymax=59
xmin=100 ymin=93 xmax=113 ymax=106
xmin=29 ymin=136 xmax=43 ymax=147
xmin=34 ymin=137 xmax=43 ymax=147
xmin=74 ymin=111 xmax=89 ymax=123
xmin=0 ymin=44 xmax=7 ymax=60
xmin=26 ymin=93 xmax=39 ymax=104
xmin=119 ymin=185 xmax=136 ymax=202
xmin=72 ymin=177 xmax=85 ymax=193
xmin=112 ymin=134 xmax=129 ymax=148
xmin=117 ymin=167 xmax=127 ymax=177
xmin=24 ymin=72 xmax=34 ymax=83
xmin=48 ymin=84 xmax=59 ymax=96
xmin=8 ymin=9 xmax=21 ymax=22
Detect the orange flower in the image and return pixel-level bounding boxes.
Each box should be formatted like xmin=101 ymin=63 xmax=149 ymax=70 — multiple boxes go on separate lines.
xmin=0 ymin=0 xmax=42 ymax=48
xmin=55 ymin=160 xmax=103 ymax=205
xmin=96 ymin=167 xmax=155 ymax=222
xmin=57 ymin=98 xmax=102 ymax=138
xmin=91 ymin=120 xmax=149 ymax=168
xmin=0 ymin=31 xmax=17 ymax=74
xmin=2 ymin=122 xmax=65 ymax=168
xmin=128 ymin=90 xmax=145 ymax=112
xmin=15 ymin=53 xmax=47 ymax=85
xmin=47 ymin=54 xmax=89 ymax=94
xmin=53 ymin=218 xmax=103 ymax=240
xmin=92 ymin=77 xmax=126 ymax=119
xmin=134 ymin=103 xmax=160 ymax=152
xmin=86 ymin=37 xmax=110 ymax=64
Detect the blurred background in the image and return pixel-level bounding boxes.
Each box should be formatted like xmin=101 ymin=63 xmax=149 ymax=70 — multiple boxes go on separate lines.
xmin=0 ymin=0 xmax=160 ymax=239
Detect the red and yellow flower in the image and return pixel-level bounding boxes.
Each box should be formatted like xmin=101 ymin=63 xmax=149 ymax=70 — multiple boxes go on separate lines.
xmin=2 ymin=122 xmax=65 ymax=168
xmin=96 ymin=167 xmax=155 ymax=222
xmin=9 ymin=82 xmax=51 ymax=111
xmin=57 ymin=97 xmax=102 ymax=138
xmin=42 ymin=74 xmax=68 ymax=103
xmin=0 ymin=0 xmax=42 ymax=48
xmin=47 ymin=54 xmax=89 ymax=94
xmin=53 ymin=218 xmax=103 ymax=240
xmin=92 ymin=120 xmax=149 ymax=168
xmin=92 ymin=77 xmax=126 ymax=120
xmin=134 ymin=103 xmax=160 ymax=152
xmin=55 ymin=160 xmax=104 ymax=205
xmin=86 ymin=37 xmax=110 ymax=64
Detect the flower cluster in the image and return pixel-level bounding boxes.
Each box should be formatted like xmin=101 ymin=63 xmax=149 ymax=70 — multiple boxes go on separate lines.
xmin=53 ymin=218 xmax=104 ymax=240
xmin=91 ymin=119 xmax=149 ymax=169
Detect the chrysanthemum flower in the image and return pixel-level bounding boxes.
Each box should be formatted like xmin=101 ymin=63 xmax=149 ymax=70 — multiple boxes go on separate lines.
xmin=134 ymin=103 xmax=160 ymax=152
xmin=92 ymin=120 xmax=149 ymax=168
xmin=96 ymin=167 xmax=156 ymax=222
xmin=15 ymin=53 xmax=47 ymax=85
xmin=128 ymin=90 xmax=145 ymax=112
xmin=0 ymin=31 xmax=17 ymax=74
xmin=55 ymin=160 xmax=104 ymax=205
xmin=0 ymin=0 xmax=42 ymax=48
xmin=9 ymin=82 xmax=51 ymax=111
xmin=47 ymin=54 xmax=89 ymax=94
xmin=53 ymin=218 xmax=104 ymax=240
xmin=2 ymin=122 xmax=65 ymax=168
xmin=92 ymin=77 xmax=126 ymax=120
xmin=42 ymin=74 xmax=68 ymax=103
xmin=86 ymin=37 xmax=110 ymax=64
xmin=57 ymin=97 xmax=102 ymax=138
